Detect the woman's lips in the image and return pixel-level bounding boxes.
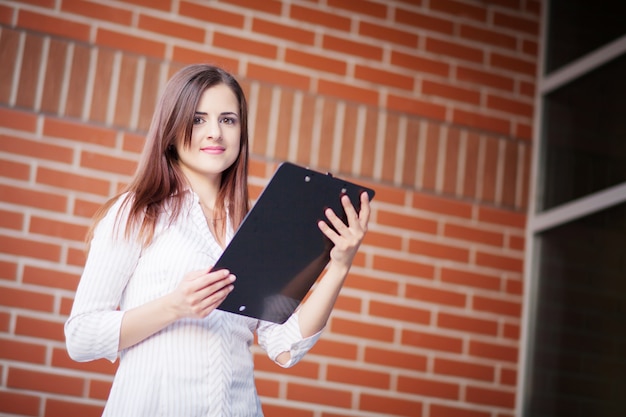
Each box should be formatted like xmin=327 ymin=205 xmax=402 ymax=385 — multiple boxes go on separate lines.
xmin=201 ymin=146 xmax=225 ymax=154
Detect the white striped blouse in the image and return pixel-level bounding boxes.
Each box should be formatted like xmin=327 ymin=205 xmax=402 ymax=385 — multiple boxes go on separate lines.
xmin=65 ymin=191 xmax=321 ymax=416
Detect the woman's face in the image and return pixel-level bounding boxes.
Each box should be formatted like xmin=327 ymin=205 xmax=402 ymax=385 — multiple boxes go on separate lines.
xmin=176 ymin=83 xmax=241 ymax=184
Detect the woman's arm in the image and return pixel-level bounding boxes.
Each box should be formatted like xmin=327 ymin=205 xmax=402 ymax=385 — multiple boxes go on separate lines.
xmin=297 ymin=192 xmax=371 ymax=338
xmin=118 ymin=268 xmax=235 ymax=350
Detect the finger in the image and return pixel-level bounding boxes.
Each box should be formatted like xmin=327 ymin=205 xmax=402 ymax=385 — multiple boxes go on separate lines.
xmin=323 ymin=207 xmax=350 ymax=234
xmin=358 ymin=192 xmax=371 ymax=229
xmin=318 ymin=219 xmax=340 ymax=243
xmin=340 ymin=194 xmax=359 ymax=226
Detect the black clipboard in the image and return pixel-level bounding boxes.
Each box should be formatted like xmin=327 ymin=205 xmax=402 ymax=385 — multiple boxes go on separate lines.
xmin=215 ymin=162 xmax=375 ymax=324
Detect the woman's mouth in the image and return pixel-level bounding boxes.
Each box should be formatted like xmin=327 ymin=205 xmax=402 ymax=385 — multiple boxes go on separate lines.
xmin=201 ymin=146 xmax=225 ymax=155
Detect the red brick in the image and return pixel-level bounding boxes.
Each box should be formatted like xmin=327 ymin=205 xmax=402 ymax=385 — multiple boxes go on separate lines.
xmin=0 ymin=107 xmax=38 ymax=132
xmin=262 ymin=403 xmax=312 ymax=417
xmin=444 ymin=223 xmax=504 ymax=247
xmin=456 ymin=66 xmax=515 ymax=91
xmin=17 ymin=9 xmax=90 ymax=42
xmin=429 ymin=0 xmax=487 ymax=21
xmin=359 ymin=20 xmax=417 ymax=47
xmin=503 ymin=322 xmax=520 ymax=340
xmin=96 ymin=28 xmax=165 ymax=59
xmin=19 ymin=34 xmax=44 ymax=108
xmin=322 ymin=34 xmax=383 ymax=61
xmin=290 ymin=4 xmax=351 ymax=31
xmin=80 ymin=150 xmax=137 ymax=176
xmin=328 ymin=0 xmax=388 ymax=18
xmin=387 ymin=94 xmax=446 ymax=121
xmin=8 ymin=367 xmax=84 ymax=395
xmin=29 ymin=216 xmax=87 ymax=242
xmin=391 ymin=51 xmax=450 ymax=77
xmin=0 ymin=4 xmax=14 ymax=25
xmin=355 ymin=64 xmax=414 ymax=90
xmin=360 ymin=393 xmax=423 ymax=417
xmin=473 ymin=295 xmax=521 ymax=317
xmin=478 ymin=207 xmax=525 ymax=230
xmin=36 ymin=167 xmax=111 ymax=196
xmin=438 ymin=312 xmax=498 ymax=336
xmin=406 ymin=283 xmax=466 ymax=307
xmin=453 ymin=108 xmax=510 ymax=136
xmin=0 ymin=390 xmax=41 ymax=416
xmin=228 ymin=0 xmax=281 ymax=15
xmin=172 ymin=46 xmax=239 ymax=71
xmin=256 ymin=377 xmax=280 ymax=399
xmin=88 ymin=378 xmax=113 ymax=400
xmin=366 ymin=181 xmax=406 ymax=205
xmin=310 ymin=338 xmax=357 ymax=360
xmin=0 ymin=338 xmax=46 ymax=364
xmin=409 ymin=238 xmax=470 ymax=262
xmin=0 ymin=28 xmax=20 ymax=102
xmin=252 ymin=18 xmax=314 ymax=45
xmin=377 ymin=210 xmax=438 ymax=235
xmin=62 ymin=0 xmax=132 ymax=25
xmin=255 ymin=354 xmax=319 ymax=379
xmin=469 ymin=340 xmax=518 ymax=362
xmin=51 ymin=347 xmax=118 ymax=375
xmin=402 ymin=329 xmax=463 ymax=353
xmin=435 ymin=357 xmax=495 ymax=381
xmin=287 ymin=382 xmax=352 ymax=408
xmin=23 ymin=265 xmax=80 ymax=291
xmin=179 ymin=1 xmax=244 ymax=28
xmin=396 ymin=8 xmax=454 ymax=34
xmin=43 ymin=118 xmax=117 ymax=147
xmin=45 ymin=398 xmax=104 ymax=417
xmin=505 ymin=278 xmax=523 ymax=295
xmin=0 ymin=183 xmax=67 ymax=212
xmin=67 ymin=247 xmax=86 ymax=267
xmin=318 ymin=79 xmax=378 ymax=106
xmin=422 ymin=80 xmax=481 ymax=105
xmin=398 ymin=374 xmax=459 ymax=399
xmin=441 ymin=267 xmax=501 ymax=291
xmin=373 ymin=255 xmax=434 ymax=279
xmin=74 ymin=198 xmax=102 ymax=219
xmin=138 ymin=13 xmax=205 ymax=42
xmin=248 ymin=62 xmax=311 ymax=91
xmin=344 ymin=272 xmax=399 ymax=295
xmin=0 ymin=260 xmax=18 ymax=280
xmin=487 ymin=94 xmax=533 ymax=118
xmin=331 ymin=317 xmax=394 ymax=342
xmin=0 ymin=209 xmax=23 ymax=231
xmin=0 ymin=235 xmax=61 ymax=262
xmin=466 ymin=385 xmax=516 ymax=408
xmin=426 ymin=37 xmax=484 ymax=63
xmin=0 ymin=159 xmax=29 ymax=181
xmin=0 ymin=311 xmax=9 ymax=331
xmin=364 ymin=346 xmax=428 ymax=372
xmin=460 ymin=24 xmax=517 ymax=50
xmin=335 ymin=293 xmax=361 ymax=313
xmin=214 ymin=32 xmax=277 ymax=59
xmin=430 ymin=404 xmax=490 ymax=417
xmin=493 ymin=10 xmax=539 ymax=35
xmin=490 ymin=52 xmax=536 ymax=76
xmin=327 ymin=364 xmax=390 ymax=389
xmin=476 ymin=251 xmax=523 ymax=273
xmin=500 ymin=367 xmax=517 ymax=385
xmin=413 ymin=192 xmax=473 ymax=218
xmin=370 ymin=300 xmax=430 ymax=324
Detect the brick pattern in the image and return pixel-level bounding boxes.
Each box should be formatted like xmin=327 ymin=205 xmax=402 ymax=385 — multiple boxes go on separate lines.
xmin=0 ymin=0 xmax=538 ymax=416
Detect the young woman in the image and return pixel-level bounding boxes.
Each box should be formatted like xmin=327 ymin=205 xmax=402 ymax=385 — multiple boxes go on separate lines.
xmin=65 ymin=64 xmax=370 ymax=416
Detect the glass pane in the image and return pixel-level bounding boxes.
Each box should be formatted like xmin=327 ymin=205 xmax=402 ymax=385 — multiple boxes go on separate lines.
xmin=546 ymin=0 xmax=626 ymax=73
xmin=525 ymin=202 xmax=626 ymax=417
xmin=539 ymin=53 xmax=626 ymax=211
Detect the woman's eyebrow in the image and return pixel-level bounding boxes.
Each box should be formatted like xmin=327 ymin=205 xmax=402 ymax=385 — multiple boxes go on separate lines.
xmin=194 ymin=111 xmax=239 ymax=117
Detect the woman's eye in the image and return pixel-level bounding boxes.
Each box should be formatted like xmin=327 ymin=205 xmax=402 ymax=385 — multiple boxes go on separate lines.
xmin=221 ymin=117 xmax=237 ymax=125
xmin=193 ymin=117 xmax=204 ymax=125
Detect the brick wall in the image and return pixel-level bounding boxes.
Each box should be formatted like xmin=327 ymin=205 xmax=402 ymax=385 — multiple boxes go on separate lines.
xmin=0 ymin=0 xmax=539 ymax=416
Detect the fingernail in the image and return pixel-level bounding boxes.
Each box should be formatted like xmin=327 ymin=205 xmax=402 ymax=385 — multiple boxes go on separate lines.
xmin=230 ymin=274 xmax=236 ymax=282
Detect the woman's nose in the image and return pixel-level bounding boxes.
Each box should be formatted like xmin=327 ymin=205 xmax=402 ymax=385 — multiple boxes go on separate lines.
xmin=206 ymin=119 xmax=222 ymax=140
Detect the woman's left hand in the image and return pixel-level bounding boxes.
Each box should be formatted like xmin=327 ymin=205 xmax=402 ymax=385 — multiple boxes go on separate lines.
xmin=317 ymin=191 xmax=371 ymax=269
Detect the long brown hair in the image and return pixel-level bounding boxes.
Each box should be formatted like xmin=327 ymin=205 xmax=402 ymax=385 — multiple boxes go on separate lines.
xmin=86 ymin=64 xmax=250 ymax=250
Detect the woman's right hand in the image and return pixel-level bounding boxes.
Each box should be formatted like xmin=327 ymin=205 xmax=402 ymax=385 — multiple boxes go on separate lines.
xmin=169 ymin=268 xmax=236 ymax=320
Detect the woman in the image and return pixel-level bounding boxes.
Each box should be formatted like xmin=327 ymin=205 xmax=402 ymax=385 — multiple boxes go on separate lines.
xmin=65 ymin=64 xmax=370 ymax=416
